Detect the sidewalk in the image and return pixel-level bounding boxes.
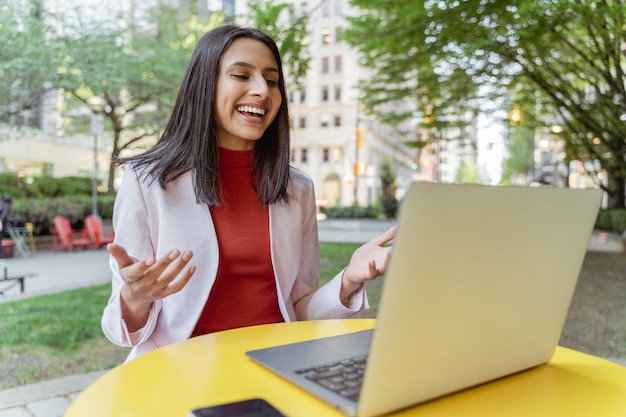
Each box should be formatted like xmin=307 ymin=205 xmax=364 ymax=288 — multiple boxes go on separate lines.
xmin=0 ymin=221 xmax=623 ymax=416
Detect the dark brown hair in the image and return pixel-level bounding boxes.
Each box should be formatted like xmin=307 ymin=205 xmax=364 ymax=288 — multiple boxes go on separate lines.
xmin=118 ymin=25 xmax=291 ymax=206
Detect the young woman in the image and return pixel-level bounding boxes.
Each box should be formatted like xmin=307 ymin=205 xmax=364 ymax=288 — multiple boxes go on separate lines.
xmin=101 ymin=25 xmax=396 ymax=361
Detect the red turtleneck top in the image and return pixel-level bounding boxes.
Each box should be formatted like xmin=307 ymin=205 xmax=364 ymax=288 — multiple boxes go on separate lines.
xmin=191 ymin=148 xmax=284 ymax=337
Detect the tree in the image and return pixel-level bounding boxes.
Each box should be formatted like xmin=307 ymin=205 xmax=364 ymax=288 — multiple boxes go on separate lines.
xmin=56 ymin=4 xmax=218 ymax=194
xmin=56 ymin=1 xmax=309 ymax=194
xmin=501 ymin=123 xmax=536 ymax=185
xmin=0 ymin=2 xmax=64 ymax=125
xmin=378 ymin=157 xmax=398 ymax=219
xmin=345 ymin=0 xmax=626 ymax=207
xmin=237 ymin=0 xmax=310 ymax=91
xmin=343 ymin=1 xmax=484 ymax=138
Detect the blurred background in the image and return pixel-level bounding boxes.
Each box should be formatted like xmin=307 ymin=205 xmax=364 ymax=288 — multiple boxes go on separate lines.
xmin=1 ymin=0 xmax=625 ymax=228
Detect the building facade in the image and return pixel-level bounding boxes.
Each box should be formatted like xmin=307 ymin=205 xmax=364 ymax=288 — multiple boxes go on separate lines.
xmin=236 ymin=0 xmax=417 ymax=206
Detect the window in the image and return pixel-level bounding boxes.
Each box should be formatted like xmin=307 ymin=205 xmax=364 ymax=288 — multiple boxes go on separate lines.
xmin=335 ymin=0 xmax=344 ymax=16
xmin=321 ymin=115 xmax=330 ymax=128
xmin=334 ymin=55 xmax=342 ymax=73
xmin=334 ymin=85 xmax=341 ymax=102
xmin=300 ymin=90 xmax=306 ymax=103
xmin=301 ymin=148 xmax=308 ymax=163
xmin=299 ymin=116 xmax=306 ymax=128
xmin=323 ymin=148 xmax=330 ymax=162
xmin=322 ymin=27 xmax=331 ymax=44
xmin=322 ymin=0 xmax=330 ymax=17
xmin=333 ymin=148 xmax=343 ymax=163
xmin=322 ymin=57 xmax=329 ymax=73
xmin=321 ymin=86 xmax=329 ymax=102
xmin=334 ymin=115 xmax=341 ymax=126
xmin=290 ymin=149 xmax=296 ymax=162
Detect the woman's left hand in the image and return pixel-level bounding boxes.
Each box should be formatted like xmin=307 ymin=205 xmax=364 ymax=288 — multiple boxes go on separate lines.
xmin=341 ymin=225 xmax=397 ymax=298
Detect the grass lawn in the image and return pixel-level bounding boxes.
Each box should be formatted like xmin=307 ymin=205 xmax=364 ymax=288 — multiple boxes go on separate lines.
xmin=0 ymin=243 xmax=624 ymax=389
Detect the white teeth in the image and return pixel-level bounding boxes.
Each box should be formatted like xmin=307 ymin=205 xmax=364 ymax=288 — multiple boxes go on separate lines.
xmin=237 ymin=106 xmax=266 ymax=116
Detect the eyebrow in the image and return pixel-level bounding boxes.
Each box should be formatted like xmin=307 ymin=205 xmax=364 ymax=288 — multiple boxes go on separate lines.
xmin=228 ymin=61 xmax=279 ymax=74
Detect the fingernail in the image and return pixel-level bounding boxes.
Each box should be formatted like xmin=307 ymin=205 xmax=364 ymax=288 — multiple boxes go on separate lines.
xmin=182 ymin=250 xmax=193 ymax=261
xmin=144 ymin=257 xmax=155 ymax=266
xmin=169 ymin=250 xmax=180 ymax=260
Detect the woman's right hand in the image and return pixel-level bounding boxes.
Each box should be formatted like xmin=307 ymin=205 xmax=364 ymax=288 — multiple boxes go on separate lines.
xmin=108 ymin=243 xmax=196 ymax=332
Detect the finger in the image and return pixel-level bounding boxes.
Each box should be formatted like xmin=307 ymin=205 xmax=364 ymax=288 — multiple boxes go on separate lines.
xmin=160 ymin=265 xmax=196 ymax=297
xmin=369 ymin=225 xmax=397 ymax=247
xmin=108 ymin=243 xmax=135 ymax=268
xmin=148 ymin=250 xmax=193 ymax=285
xmin=368 ymin=259 xmax=379 ymax=278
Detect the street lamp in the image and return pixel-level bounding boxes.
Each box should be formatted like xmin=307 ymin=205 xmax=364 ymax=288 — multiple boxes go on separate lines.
xmin=87 ymin=96 xmax=105 ymax=218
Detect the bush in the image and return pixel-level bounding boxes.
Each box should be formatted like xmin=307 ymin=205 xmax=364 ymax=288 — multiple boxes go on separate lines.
xmin=378 ymin=157 xmax=398 ymax=219
xmin=56 ymin=176 xmax=93 ymax=197
xmin=0 ymin=174 xmax=113 ymax=235
xmin=321 ymin=204 xmax=380 ymax=219
xmin=596 ymin=209 xmax=626 ymax=234
xmin=28 ymin=176 xmax=60 ymax=197
xmin=11 ymin=196 xmax=115 ymax=235
xmin=0 ymin=174 xmax=94 ymax=198
xmin=0 ymin=173 xmax=28 ymax=198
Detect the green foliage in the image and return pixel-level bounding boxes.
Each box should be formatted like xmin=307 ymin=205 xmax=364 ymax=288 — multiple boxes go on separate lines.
xmin=0 ymin=3 xmax=65 ymax=122
xmin=378 ymin=157 xmax=398 ymax=219
xmin=55 ymin=5 xmax=220 ymax=193
xmin=595 ymin=209 xmax=626 ymax=234
xmin=12 ymin=196 xmax=115 ymax=234
xmin=0 ymin=174 xmax=93 ymax=198
xmin=501 ymin=123 xmax=536 ymax=184
xmin=321 ymin=204 xmax=379 ymax=219
xmin=55 ymin=176 xmax=93 ymax=197
xmin=0 ymin=173 xmax=114 ymax=234
xmin=239 ymin=0 xmax=310 ymax=91
xmin=455 ymin=160 xmax=480 ymax=184
xmin=0 ymin=173 xmax=27 ymax=198
xmin=28 ymin=176 xmax=60 ymax=197
xmin=345 ymin=0 xmax=626 ymax=207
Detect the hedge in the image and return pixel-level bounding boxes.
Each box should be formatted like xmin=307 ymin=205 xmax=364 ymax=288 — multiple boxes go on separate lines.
xmin=595 ymin=209 xmax=626 ymax=234
xmin=9 ymin=196 xmax=115 ymax=236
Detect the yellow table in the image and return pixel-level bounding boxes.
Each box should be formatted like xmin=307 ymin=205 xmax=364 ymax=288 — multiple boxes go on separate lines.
xmin=66 ymin=319 xmax=626 ymax=417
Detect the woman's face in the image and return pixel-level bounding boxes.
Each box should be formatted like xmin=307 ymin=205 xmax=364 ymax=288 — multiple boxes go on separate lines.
xmin=214 ymin=37 xmax=282 ymax=151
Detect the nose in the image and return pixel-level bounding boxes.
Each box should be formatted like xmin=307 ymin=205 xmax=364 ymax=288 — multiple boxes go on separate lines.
xmin=249 ymin=74 xmax=269 ymax=98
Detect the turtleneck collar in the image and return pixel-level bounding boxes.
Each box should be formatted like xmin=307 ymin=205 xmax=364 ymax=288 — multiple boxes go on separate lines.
xmin=218 ymin=147 xmax=254 ymax=168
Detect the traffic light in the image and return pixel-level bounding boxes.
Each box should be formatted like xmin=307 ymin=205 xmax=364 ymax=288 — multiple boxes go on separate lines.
xmin=354 ymin=161 xmax=365 ymax=175
xmin=356 ymin=128 xmax=364 ymax=149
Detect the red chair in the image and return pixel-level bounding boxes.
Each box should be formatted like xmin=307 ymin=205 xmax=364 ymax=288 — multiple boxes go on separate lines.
xmin=84 ymin=215 xmax=115 ymax=249
xmin=52 ymin=215 xmax=91 ymax=251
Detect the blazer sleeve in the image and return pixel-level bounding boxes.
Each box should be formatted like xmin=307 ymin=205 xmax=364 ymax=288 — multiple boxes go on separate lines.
xmin=101 ymin=169 xmax=162 ymax=347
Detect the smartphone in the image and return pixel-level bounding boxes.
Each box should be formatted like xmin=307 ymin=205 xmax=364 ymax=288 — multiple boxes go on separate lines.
xmin=187 ymin=398 xmax=286 ymax=417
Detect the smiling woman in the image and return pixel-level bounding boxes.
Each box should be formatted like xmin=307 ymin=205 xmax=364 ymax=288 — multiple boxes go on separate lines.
xmin=100 ymin=25 xmax=396 ymax=363
xmin=213 ymin=37 xmax=282 ymax=151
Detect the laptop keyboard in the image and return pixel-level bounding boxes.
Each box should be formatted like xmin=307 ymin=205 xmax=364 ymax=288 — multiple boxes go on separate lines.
xmin=294 ymin=355 xmax=368 ymax=402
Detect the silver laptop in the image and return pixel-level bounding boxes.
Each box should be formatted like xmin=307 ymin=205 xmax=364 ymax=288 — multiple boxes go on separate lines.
xmin=246 ymin=183 xmax=602 ymax=417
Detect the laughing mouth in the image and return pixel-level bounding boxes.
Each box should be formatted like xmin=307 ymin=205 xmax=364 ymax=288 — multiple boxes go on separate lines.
xmin=237 ymin=105 xmax=266 ymax=118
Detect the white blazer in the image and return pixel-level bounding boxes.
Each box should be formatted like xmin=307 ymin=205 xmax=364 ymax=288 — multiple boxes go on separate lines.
xmin=101 ymin=167 xmax=367 ymax=361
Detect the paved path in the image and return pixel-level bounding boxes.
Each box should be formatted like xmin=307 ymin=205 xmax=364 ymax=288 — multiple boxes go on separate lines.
xmin=0 ymin=220 xmax=623 ymax=416
xmin=0 ymin=250 xmax=111 ymax=304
